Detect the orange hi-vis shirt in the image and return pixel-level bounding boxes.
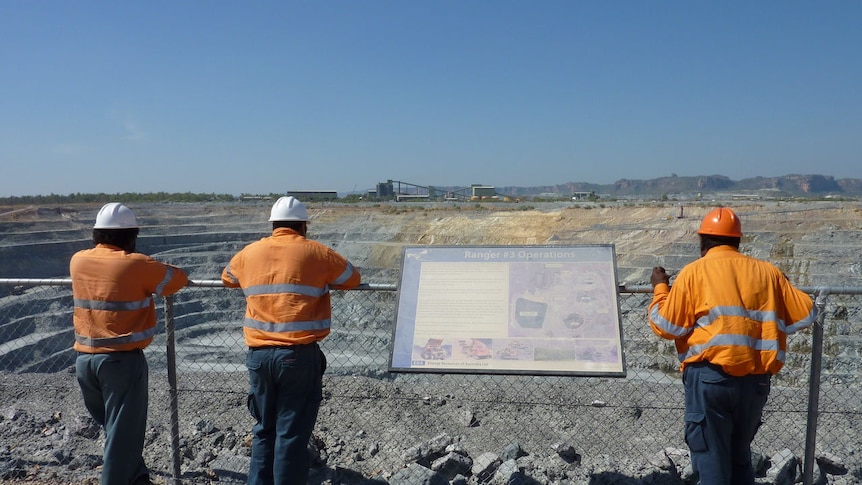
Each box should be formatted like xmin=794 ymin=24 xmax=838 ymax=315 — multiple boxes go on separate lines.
xmin=221 ymin=227 xmax=361 ymax=348
xmin=70 ymin=244 xmax=189 ymax=353
xmin=648 ymin=245 xmax=816 ymax=376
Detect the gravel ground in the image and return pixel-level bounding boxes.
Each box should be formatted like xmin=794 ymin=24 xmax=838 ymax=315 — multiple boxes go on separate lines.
xmin=2 ymin=368 xmax=859 ymax=485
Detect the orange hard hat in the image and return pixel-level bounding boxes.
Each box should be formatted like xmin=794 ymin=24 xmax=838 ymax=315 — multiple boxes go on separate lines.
xmin=697 ymin=207 xmax=742 ymax=237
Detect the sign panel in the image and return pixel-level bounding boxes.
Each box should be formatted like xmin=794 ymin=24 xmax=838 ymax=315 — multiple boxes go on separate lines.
xmin=389 ymin=245 xmax=626 ymax=376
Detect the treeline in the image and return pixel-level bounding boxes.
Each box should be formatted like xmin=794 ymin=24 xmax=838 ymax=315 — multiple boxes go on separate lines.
xmin=0 ymin=192 xmax=274 ymax=205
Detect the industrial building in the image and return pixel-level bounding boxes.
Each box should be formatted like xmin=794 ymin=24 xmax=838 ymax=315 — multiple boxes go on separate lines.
xmin=367 ymin=180 xmax=511 ymax=202
xmin=286 ymin=190 xmax=339 ymax=201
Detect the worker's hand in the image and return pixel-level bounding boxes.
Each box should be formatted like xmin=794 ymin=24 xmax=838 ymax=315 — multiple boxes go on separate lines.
xmin=650 ymin=266 xmax=670 ymax=287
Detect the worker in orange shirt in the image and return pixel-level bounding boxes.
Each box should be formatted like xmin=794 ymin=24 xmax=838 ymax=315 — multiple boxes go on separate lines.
xmin=70 ymin=202 xmax=189 ymax=485
xmin=648 ymin=207 xmax=816 ymax=485
xmin=222 ymin=196 xmax=361 ymax=484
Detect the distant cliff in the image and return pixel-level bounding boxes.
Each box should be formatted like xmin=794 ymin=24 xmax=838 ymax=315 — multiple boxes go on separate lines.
xmin=497 ymin=174 xmax=860 ymax=198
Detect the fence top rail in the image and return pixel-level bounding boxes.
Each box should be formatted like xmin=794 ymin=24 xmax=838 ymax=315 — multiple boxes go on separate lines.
xmin=187 ymin=280 xmax=398 ymax=291
xmin=0 ymin=278 xmax=398 ymax=292
xmin=2 ymin=279 xmax=861 ymax=296
xmin=0 ymin=278 xmax=73 ymax=286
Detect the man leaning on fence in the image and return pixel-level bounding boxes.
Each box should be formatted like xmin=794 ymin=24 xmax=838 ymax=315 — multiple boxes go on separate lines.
xmin=647 ymin=207 xmax=817 ymax=485
xmin=221 ymin=196 xmax=361 ymax=485
xmin=70 ymin=202 xmax=189 ymax=485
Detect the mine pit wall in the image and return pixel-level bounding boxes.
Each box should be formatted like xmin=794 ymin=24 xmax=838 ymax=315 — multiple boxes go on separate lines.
xmin=3 ymin=201 xmax=862 ymax=482
xmin=2 ymin=202 xmax=862 ymax=386
xmin=0 ymin=240 xmax=90 ymax=281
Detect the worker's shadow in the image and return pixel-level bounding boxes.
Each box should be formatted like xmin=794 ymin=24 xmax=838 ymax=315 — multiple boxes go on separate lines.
xmin=307 ymin=466 xmax=545 ymax=485
xmin=206 ymin=465 xmax=683 ymax=485
xmin=308 ymin=466 xmax=383 ymax=484
xmin=589 ymin=470 xmax=689 ymax=485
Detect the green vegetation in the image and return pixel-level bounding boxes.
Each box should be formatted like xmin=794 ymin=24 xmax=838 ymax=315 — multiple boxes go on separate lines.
xmin=3 ymin=185 xmax=853 ymax=208
xmin=1 ymin=192 xmax=239 ymax=205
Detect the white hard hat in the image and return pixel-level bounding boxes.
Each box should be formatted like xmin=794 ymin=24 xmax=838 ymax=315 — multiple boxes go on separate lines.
xmin=269 ymin=196 xmax=308 ymax=222
xmin=93 ymin=202 xmax=139 ymax=229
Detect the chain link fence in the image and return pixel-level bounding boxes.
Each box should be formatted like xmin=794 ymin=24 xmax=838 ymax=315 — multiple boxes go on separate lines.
xmin=1 ymin=279 xmax=860 ymax=484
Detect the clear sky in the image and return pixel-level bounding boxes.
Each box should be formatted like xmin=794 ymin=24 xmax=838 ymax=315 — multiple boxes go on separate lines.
xmin=2 ymin=1 xmax=860 ymax=196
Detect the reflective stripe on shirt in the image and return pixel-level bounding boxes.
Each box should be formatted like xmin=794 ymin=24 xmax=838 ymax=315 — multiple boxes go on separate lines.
xmin=679 ymin=333 xmax=785 ymax=363
xmin=75 ymin=326 xmax=157 ymax=347
xmin=651 ymin=303 xmax=796 ymax=338
xmin=155 ymin=266 xmax=177 ymax=296
xmin=223 ymin=263 xmax=238 ymax=285
xmin=74 ymin=297 xmax=153 ymax=311
xmin=787 ymin=307 xmax=818 ymax=333
xmin=243 ymin=317 xmax=331 ymax=332
xmin=694 ymin=306 xmax=786 ymax=331
xmin=333 ymin=262 xmax=357 ymax=285
xmin=242 ymin=283 xmax=329 ymax=298
xmin=649 ymin=305 xmax=690 ymax=337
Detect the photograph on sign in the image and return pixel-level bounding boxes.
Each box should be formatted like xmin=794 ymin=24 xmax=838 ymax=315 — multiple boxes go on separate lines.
xmin=389 ymin=245 xmax=626 ymax=376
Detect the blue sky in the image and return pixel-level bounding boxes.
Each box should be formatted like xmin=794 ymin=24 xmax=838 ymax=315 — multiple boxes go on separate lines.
xmin=2 ymin=1 xmax=860 ymax=196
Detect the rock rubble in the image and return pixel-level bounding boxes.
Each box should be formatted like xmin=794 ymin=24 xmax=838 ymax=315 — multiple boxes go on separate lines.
xmin=0 ymin=399 xmax=854 ymax=485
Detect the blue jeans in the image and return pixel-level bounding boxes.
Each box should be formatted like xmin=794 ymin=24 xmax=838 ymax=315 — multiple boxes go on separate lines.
xmin=246 ymin=344 xmax=325 ymax=485
xmin=683 ymin=362 xmax=770 ymax=485
xmin=75 ymin=350 xmax=150 ymax=485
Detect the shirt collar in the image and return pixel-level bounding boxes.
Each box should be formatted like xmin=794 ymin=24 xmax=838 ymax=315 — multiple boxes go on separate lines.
xmin=704 ymin=245 xmax=739 ymax=257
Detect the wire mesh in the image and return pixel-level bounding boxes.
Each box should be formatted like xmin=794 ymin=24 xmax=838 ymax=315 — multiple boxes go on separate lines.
xmin=1 ymin=280 xmax=860 ymax=484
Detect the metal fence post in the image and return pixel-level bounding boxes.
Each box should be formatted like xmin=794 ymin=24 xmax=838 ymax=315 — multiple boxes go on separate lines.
xmin=802 ymin=288 xmax=828 ymax=485
xmin=164 ymin=295 xmax=182 ymax=485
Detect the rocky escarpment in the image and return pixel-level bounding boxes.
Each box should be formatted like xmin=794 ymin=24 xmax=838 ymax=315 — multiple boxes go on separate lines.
xmin=496 ymin=174 xmax=860 ymax=198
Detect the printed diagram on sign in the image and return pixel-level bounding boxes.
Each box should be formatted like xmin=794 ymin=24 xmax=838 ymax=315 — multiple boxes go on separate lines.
xmin=416 ymin=338 xmax=450 ymax=360
xmin=509 ymin=264 xmax=616 ymax=340
xmin=461 ymin=338 xmax=492 ymax=360
xmin=495 ymin=340 xmax=532 ymax=360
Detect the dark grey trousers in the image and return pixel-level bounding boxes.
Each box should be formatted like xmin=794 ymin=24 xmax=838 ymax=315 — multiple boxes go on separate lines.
xmin=683 ymin=362 xmax=770 ymax=485
xmin=76 ymin=350 xmax=150 ymax=485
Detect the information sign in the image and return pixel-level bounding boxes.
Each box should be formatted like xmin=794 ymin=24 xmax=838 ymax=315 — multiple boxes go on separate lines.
xmin=389 ymin=245 xmax=626 ymax=376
